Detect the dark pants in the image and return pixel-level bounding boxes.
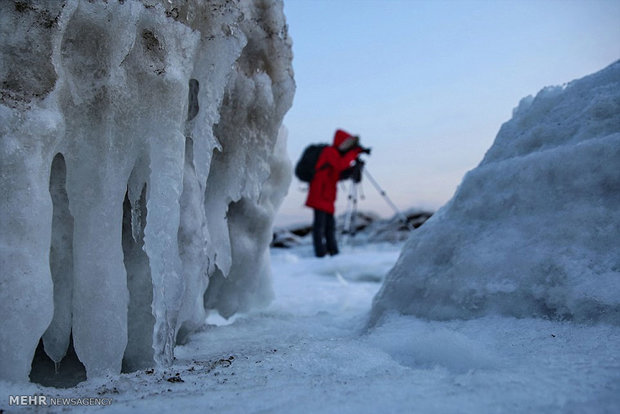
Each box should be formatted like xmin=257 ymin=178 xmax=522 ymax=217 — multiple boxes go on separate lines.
xmin=312 ymin=209 xmax=338 ymax=258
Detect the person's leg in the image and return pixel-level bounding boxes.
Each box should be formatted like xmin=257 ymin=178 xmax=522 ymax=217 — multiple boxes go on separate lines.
xmin=325 ymin=213 xmax=339 ymax=256
xmin=312 ymin=209 xmax=327 ymax=257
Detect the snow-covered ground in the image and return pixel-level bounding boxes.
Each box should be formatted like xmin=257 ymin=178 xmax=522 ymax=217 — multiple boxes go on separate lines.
xmin=2 ymin=2 xmax=618 ymax=412
xmin=2 ymin=242 xmax=618 ymax=413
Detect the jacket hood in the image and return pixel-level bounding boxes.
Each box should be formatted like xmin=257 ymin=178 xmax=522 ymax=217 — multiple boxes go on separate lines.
xmin=333 ymin=129 xmax=353 ymax=147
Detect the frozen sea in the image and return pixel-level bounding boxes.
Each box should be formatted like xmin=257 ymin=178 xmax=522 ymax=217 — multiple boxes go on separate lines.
xmin=2 ymin=242 xmax=619 ymax=413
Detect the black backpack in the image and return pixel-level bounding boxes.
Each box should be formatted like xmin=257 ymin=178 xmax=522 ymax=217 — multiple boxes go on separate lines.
xmin=294 ymin=144 xmax=361 ymax=183
xmin=294 ymin=144 xmax=327 ymax=182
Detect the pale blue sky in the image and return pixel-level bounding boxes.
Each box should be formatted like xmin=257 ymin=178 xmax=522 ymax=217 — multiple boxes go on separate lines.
xmin=277 ymin=0 xmax=620 ymax=226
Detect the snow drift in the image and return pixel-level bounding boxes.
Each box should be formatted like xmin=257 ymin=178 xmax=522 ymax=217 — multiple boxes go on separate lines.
xmin=371 ymin=61 xmax=620 ymax=326
xmin=0 ymin=0 xmax=294 ymax=382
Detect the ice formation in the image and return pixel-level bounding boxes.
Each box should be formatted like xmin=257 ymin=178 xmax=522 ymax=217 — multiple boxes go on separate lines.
xmin=371 ymin=61 xmax=620 ymax=326
xmin=0 ymin=0 xmax=294 ymax=382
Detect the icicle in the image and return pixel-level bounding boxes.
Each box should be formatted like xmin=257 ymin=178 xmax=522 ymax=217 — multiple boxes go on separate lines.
xmin=131 ymin=202 xmax=142 ymax=243
xmin=0 ymin=0 xmax=294 ymax=381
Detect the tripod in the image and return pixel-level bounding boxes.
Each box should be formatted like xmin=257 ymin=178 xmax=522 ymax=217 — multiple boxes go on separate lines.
xmin=363 ymin=168 xmax=414 ymax=231
xmin=341 ymin=166 xmax=413 ymax=244
xmin=342 ymin=180 xmax=361 ymax=239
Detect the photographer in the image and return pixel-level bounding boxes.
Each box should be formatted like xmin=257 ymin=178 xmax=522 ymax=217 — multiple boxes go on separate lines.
xmin=305 ymin=129 xmax=370 ymax=257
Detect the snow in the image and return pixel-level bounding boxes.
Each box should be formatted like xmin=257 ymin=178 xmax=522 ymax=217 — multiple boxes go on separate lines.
xmin=1 ymin=1 xmax=618 ymax=411
xmin=371 ymin=60 xmax=620 ymax=326
xmin=0 ymin=0 xmax=294 ymax=381
xmin=1 ymin=244 xmax=618 ymax=413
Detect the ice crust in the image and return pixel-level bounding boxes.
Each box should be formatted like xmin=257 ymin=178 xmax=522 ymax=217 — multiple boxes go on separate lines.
xmin=371 ymin=61 xmax=620 ymax=326
xmin=0 ymin=0 xmax=294 ymax=382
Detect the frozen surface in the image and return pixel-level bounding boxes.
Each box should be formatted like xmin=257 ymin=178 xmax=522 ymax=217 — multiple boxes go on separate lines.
xmin=371 ymin=61 xmax=620 ymax=325
xmin=0 ymin=0 xmax=294 ymax=381
xmin=1 ymin=244 xmax=617 ymax=413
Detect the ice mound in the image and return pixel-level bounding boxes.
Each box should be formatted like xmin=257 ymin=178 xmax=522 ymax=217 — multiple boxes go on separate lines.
xmin=371 ymin=61 xmax=620 ymax=326
xmin=0 ymin=0 xmax=294 ymax=382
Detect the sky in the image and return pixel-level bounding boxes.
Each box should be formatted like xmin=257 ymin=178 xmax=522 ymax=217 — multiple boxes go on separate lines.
xmin=275 ymin=0 xmax=620 ymax=227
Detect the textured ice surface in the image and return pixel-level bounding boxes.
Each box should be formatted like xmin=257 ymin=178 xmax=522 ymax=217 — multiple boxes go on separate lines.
xmin=0 ymin=0 xmax=294 ymax=382
xmin=1 ymin=245 xmax=617 ymax=412
xmin=371 ymin=61 xmax=620 ymax=325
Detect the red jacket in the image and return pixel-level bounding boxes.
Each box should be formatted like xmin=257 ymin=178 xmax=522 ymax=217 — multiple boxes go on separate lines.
xmin=305 ymin=130 xmax=362 ymax=214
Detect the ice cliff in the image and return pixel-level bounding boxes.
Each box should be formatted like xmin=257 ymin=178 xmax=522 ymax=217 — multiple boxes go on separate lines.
xmin=371 ymin=61 xmax=620 ymax=326
xmin=0 ymin=0 xmax=294 ymax=382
